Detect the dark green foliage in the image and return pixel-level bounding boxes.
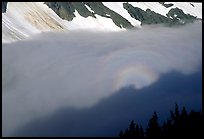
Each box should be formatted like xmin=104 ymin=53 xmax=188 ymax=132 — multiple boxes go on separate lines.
xmin=2 ymin=2 xmax=199 ymax=28
xmin=119 ymin=104 xmax=203 ymax=138
xmin=44 ymin=2 xmax=75 ymax=21
xmin=159 ymin=2 xmax=174 ymax=8
xmin=190 ymin=3 xmax=195 ymax=7
xmin=123 ymin=3 xmax=172 ymax=26
xmin=45 ymin=2 xmax=134 ymax=29
xmin=167 ymin=7 xmax=197 ymax=24
xmin=44 ymin=2 xmax=198 ymax=29
xmin=72 ymin=2 xmax=95 ymax=18
xmin=84 ymin=2 xmax=109 ymax=18
xmin=84 ymin=2 xmax=134 ymax=29
xmin=123 ymin=3 xmax=198 ymax=26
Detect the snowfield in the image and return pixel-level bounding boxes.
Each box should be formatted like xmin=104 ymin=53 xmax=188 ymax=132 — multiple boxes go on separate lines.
xmin=2 ymin=2 xmax=202 ymax=43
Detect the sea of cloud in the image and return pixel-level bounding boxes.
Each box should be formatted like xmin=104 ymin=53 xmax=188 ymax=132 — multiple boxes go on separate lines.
xmin=2 ymin=23 xmax=202 ymax=136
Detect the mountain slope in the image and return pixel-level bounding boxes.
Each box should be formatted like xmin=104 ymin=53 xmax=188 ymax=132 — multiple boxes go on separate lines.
xmin=2 ymin=2 xmax=70 ymax=43
xmin=2 ymin=2 xmax=202 ymax=43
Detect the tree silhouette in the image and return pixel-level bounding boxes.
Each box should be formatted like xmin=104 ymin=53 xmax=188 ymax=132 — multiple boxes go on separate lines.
xmin=119 ymin=130 xmax=123 ymax=137
xmin=174 ymin=103 xmax=180 ymax=118
xmin=124 ymin=128 xmax=129 ymax=137
xmin=146 ymin=112 xmax=161 ymax=138
xmin=188 ymin=110 xmax=203 ymax=138
xmin=181 ymin=106 xmax=187 ymax=118
xmin=118 ymin=104 xmax=203 ymax=138
xmin=161 ymin=119 xmax=173 ymax=138
xmin=139 ymin=125 xmax=144 ymax=138
xmin=129 ymin=120 xmax=136 ymax=137
xmin=180 ymin=106 xmax=188 ymax=136
xmin=135 ymin=124 xmax=140 ymax=138
xmin=129 ymin=120 xmax=135 ymax=130
xmin=120 ymin=120 xmax=145 ymax=138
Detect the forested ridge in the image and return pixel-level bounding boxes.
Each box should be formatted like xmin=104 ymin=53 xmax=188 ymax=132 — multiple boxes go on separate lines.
xmin=119 ymin=104 xmax=203 ymax=138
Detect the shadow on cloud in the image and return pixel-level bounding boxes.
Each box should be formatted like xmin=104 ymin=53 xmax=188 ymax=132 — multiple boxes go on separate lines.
xmin=2 ymin=23 xmax=202 ymax=137
xmin=12 ymin=70 xmax=202 ymax=137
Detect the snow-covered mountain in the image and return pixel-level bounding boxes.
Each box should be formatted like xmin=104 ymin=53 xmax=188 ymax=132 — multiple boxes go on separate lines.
xmin=2 ymin=2 xmax=202 ymax=43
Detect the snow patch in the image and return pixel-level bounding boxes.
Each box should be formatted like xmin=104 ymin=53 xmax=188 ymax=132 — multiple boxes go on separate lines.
xmin=103 ymin=2 xmax=141 ymax=27
xmin=62 ymin=10 xmax=124 ymax=32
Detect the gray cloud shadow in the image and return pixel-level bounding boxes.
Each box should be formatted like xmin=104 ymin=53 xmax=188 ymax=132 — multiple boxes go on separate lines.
xmin=11 ymin=70 xmax=202 ymax=137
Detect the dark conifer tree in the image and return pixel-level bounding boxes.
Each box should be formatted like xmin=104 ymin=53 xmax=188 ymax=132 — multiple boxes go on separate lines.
xmin=119 ymin=105 xmax=202 ymax=138
xmin=174 ymin=103 xmax=180 ymax=118
xmin=146 ymin=112 xmax=161 ymax=138
xmin=123 ymin=128 xmax=129 ymax=137
xmin=128 ymin=120 xmax=136 ymax=137
xmin=139 ymin=125 xmax=144 ymax=138
xmin=119 ymin=130 xmax=123 ymax=137
xmin=135 ymin=124 xmax=140 ymax=138
xmin=129 ymin=120 xmax=135 ymax=131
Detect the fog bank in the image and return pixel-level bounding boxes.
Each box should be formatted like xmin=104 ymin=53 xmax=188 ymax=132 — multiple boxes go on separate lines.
xmin=2 ymin=23 xmax=202 ymax=136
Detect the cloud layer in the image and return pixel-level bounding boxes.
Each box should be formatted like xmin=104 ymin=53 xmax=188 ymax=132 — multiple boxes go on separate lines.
xmin=2 ymin=23 xmax=202 ymax=136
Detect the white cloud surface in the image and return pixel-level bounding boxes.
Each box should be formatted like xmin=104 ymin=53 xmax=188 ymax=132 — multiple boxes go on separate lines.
xmin=2 ymin=23 xmax=202 ymax=136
